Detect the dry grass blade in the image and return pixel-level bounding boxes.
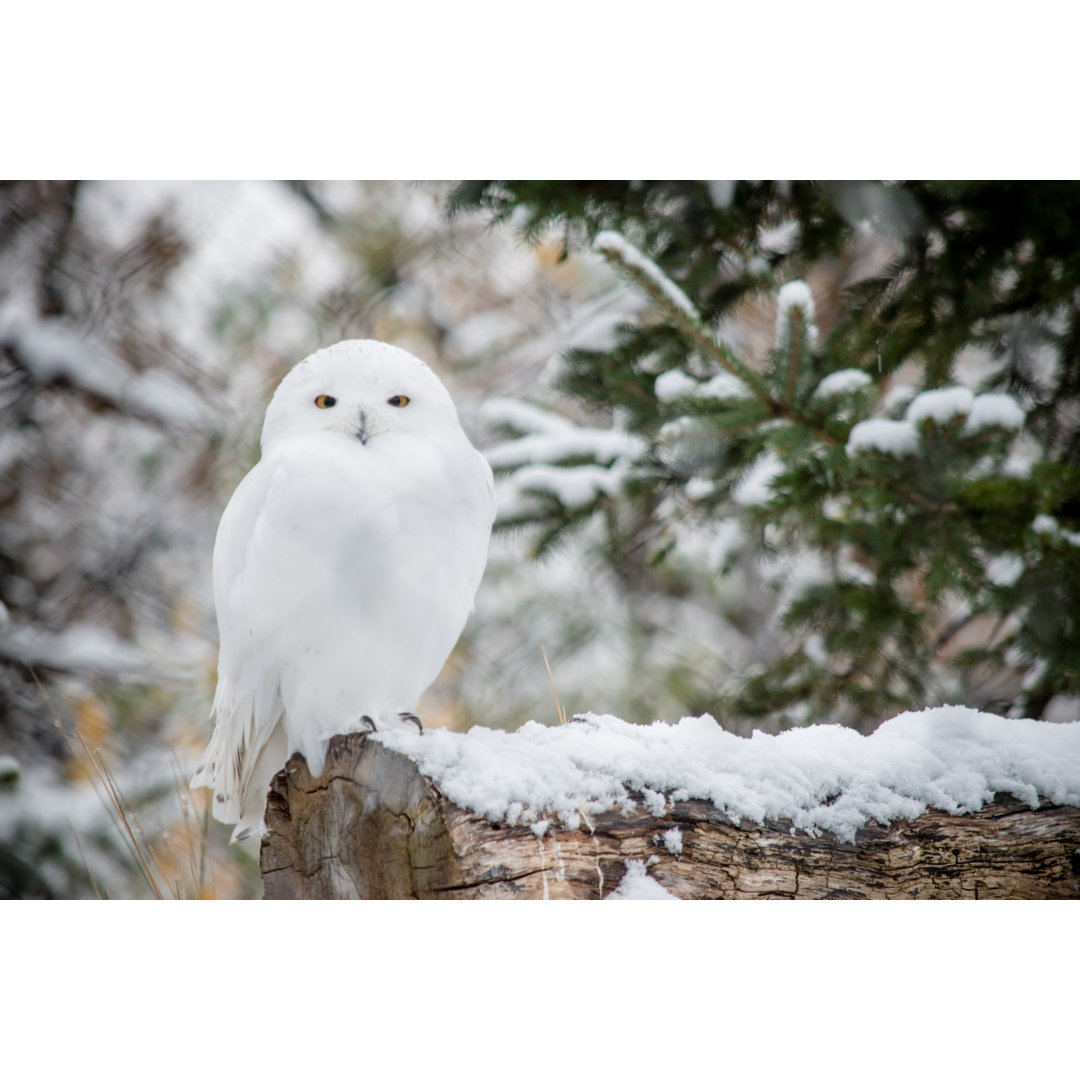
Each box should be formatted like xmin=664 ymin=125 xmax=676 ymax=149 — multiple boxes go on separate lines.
xmin=27 ymin=664 xmax=165 ymax=900
xmin=540 ymin=645 xmax=567 ymax=725
xmin=71 ymin=726 xmax=165 ymax=900
xmin=67 ymin=819 xmax=104 ymax=900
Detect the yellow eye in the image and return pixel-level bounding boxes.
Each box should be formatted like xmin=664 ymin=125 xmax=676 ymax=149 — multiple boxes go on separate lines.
xmin=387 ymin=395 xmax=410 ymax=408
xmin=315 ymin=394 xmax=337 ymax=409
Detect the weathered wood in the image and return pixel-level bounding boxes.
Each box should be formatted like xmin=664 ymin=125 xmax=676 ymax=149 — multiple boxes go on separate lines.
xmin=260 ymin=731 xmax=1080 ymax=899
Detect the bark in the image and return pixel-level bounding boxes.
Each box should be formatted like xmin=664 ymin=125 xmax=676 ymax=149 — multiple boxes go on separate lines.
xmin=260 ymin=731 xmax=1080 ymax=900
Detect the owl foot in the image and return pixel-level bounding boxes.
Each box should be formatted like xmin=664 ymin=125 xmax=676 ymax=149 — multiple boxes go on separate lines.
xmin=399 ymin=711 xmax=423 ymax=734
xmin=359 ymin=715 xmax=377 ymax=733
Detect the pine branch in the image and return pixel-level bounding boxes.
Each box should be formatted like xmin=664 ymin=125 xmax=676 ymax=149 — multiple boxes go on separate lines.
xmin=593 ymin=231 xmax=840 ymax=447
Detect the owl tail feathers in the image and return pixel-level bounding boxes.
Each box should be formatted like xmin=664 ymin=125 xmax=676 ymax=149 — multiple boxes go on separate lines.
xmin=191 ymin=703 xmax=288 ymax=845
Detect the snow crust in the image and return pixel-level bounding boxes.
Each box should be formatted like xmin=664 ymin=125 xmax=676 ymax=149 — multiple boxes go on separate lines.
xmin=374 ymin=706 xmax=1080 ymax=843
xmin=846 ymin=417 xmax=918 ymax=457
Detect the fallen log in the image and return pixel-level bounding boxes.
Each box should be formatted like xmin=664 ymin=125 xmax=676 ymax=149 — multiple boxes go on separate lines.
xmin=260 ymin=728 xmax=1080 ymax=900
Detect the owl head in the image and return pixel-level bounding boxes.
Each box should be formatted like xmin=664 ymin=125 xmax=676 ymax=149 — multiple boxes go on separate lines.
xmin=260 ymin=340 xmax=463 ymax=451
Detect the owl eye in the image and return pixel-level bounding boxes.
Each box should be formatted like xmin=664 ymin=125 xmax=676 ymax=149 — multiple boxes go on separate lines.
xmin=315 ymin=394 xmax=337 ymax=409
xmin=387 ymin=395 xmax=410 ymax=408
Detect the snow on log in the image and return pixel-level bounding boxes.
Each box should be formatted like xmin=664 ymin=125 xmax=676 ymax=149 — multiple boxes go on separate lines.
xmin=260 ymin=708 xmax=1080 ymax=899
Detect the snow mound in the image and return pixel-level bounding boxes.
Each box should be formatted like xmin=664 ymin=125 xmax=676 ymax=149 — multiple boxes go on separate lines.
xmin=813 ymin=369 xmax=872 ymax=399
xmin=605 ymin=860 xmax=681 ymax=901
xmin=846 ymin=417 xmax=918 ymax=457
xmin=905 ymin=386 xmax=975 ymax=426
xmin=965 ymin=393 xmax=1026 ymax=433
xmin=655 ymin=369 xmax=750 ymax=403
xmin=374 ymin=706 xmax=1080 ymax=843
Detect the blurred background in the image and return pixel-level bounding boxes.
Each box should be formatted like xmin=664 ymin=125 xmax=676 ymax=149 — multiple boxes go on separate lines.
xmin=2 ymin=180 xmax=1077 ymax=898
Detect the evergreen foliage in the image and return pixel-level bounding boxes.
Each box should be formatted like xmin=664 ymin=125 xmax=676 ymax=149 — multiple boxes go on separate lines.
xmin=451 ymin=181 xmax=1080 ymax=728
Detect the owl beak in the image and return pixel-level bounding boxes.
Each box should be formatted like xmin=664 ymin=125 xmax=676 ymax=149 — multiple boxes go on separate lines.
xmin=355 ymin=407 xmax=369 ymax=445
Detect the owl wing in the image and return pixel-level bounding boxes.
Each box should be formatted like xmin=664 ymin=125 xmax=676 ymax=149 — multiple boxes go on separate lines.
xmin=191 ymin=458 xmax=294 ymax=841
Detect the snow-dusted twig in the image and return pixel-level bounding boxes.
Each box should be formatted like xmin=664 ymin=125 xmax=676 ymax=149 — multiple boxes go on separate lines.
xmin=593 ymin=231 xmax=840 ymax=446
xmin=594 ymin=231 xmax=770 ymax=399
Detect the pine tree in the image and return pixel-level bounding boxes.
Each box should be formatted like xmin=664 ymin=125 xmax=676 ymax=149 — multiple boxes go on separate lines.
xmin=450 ymin=181 xmax=1080 ymax=729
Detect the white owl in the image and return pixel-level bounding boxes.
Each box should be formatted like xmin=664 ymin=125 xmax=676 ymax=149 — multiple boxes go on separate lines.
xmin=192 ymin=340 xmax=496 ymax=841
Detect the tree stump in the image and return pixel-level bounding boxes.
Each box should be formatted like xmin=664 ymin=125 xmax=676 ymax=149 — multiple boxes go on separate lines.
xmin=259 ymin=732 xmax=1080 ymax=899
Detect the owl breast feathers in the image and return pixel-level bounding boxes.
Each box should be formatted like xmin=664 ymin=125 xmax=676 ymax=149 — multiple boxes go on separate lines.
xmin=191 ymin=340 xmax=496 ymax=841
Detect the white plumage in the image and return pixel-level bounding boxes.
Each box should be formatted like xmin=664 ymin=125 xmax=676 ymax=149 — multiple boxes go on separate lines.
xmin=192 ymin=340 xmax=495 ymax=841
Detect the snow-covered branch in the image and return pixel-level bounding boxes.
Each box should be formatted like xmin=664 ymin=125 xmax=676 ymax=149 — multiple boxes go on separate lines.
xmin=262 ymin=707 xmax=1080 ymax=900
xmin=592 ymin=230 xmax=772 ymax=401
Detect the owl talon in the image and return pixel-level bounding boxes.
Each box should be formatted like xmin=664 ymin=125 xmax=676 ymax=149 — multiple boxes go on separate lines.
xmin=399 ymin=711 xmax=423 ymax=734
xmin=360 ymin=715 xmax=377 ymax=733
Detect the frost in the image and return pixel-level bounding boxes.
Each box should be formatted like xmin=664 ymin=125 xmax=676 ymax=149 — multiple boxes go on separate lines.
xmin=814 ymin=369 xmax=872 ymax=399
xmin=846 ymin=418 xmax=919 ymax=457
xmin=905 ymin=386 xmax=975 ymax=426
xmin=374 ymin=705 xmax=1080 ymax=844
xmin=605 ymin=859 xmax=681 ymax=900
xmin=964 ymin=392 xmax=1026 ymax=433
